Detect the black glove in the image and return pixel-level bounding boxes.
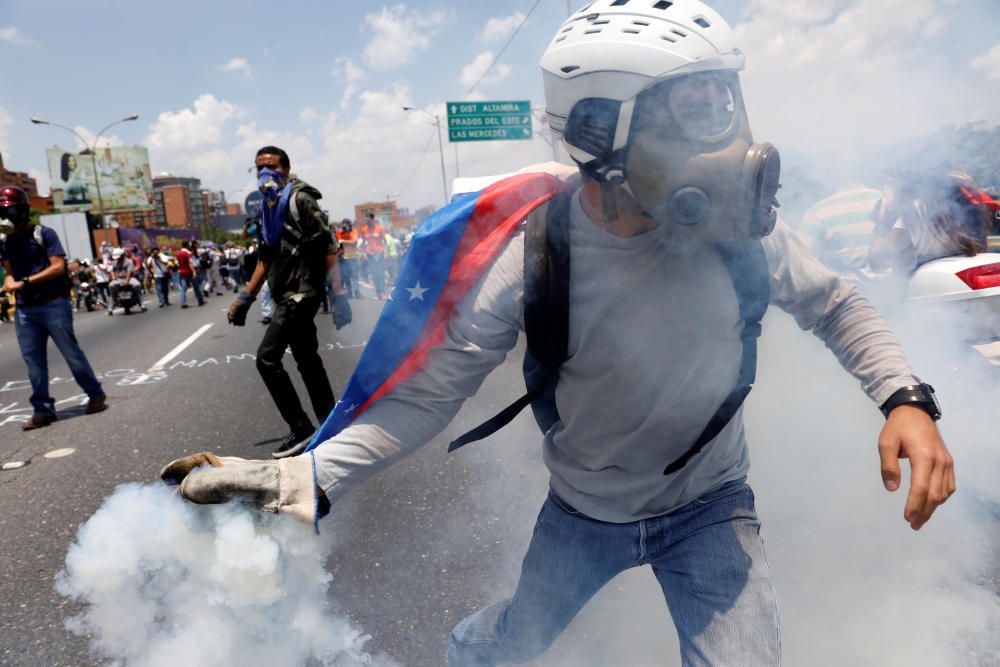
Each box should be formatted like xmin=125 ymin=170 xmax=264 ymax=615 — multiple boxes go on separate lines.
xmin=332 ymin=293 xmax=352 ymax=330
xmin=227 ymin=291 xmax=255 ymax=326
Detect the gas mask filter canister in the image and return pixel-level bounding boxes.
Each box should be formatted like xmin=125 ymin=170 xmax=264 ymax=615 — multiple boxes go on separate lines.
xmin=0 ymin=207 xmax=24 ymax=236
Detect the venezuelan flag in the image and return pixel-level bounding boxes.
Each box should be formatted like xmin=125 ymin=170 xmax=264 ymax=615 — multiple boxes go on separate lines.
xmin=305 ymin=172 xmax=569 ymax=453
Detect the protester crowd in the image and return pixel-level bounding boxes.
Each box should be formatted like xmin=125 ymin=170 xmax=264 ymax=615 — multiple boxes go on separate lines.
xmin=0 ymin=217 xmax=418 ymax=325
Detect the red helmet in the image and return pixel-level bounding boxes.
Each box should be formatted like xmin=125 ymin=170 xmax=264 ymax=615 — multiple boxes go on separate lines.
xmin=0 ymin=186 xmax=30 ymax=228
xmin=0 ymin=185 xmax=30 ymax=208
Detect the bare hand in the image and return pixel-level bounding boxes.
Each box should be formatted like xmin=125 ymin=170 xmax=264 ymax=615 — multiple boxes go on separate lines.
xmin=3 ymin=276 xmax=23 ymax=292
xmin=878 ymin=406 xmax=955 ymax=530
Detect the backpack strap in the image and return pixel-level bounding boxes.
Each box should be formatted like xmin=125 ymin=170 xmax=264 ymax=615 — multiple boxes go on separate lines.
xmin=662 ymin=240 xmax=770 ymax=474
xmin=288 ymin=189 xmax=300 ymax=223
xmin=447 ymin=190 xmax=573 ymax=452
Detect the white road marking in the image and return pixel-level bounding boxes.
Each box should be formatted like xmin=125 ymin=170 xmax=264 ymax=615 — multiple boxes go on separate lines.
xmin=44 ymin=448 xmax=76 ymax=459
xmin=148 ymin=323 xmax=214 ymax=372
xmin=2 ymin=461 xmax=26 ymax=471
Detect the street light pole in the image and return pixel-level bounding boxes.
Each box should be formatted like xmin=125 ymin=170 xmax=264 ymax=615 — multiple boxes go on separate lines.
xmin=403 ymin=106 xmax=450 ymax=205
xmin=31 ymin=114 xmax=139 ymax=245
xmin=433 ymin=114 xmax=449 ymax=203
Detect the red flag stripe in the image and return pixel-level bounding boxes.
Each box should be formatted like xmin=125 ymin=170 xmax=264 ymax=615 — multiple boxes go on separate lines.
xmin=355 ymin=173 xmax=569 ymax=417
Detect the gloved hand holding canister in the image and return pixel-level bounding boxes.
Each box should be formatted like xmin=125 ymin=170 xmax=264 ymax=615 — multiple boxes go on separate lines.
xmin=159 ymin=452 xmax=329 ymax=524
xmin=227 ymin=291 xmax=256 ymax=326
xmin=332 ymin=293 xmax=352 ymax=330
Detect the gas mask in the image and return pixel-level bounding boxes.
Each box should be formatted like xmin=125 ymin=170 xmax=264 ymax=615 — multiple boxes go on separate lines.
xmin=624 ymin=72 xmax=780 ymax=241
xmin=566 ymin=71 xmax=780 ymax=242
xmin=0 ymin=205 xmax=28 ymax=236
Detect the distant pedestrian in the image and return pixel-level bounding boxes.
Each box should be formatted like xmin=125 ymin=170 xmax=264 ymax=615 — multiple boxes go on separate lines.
xmin=175 ymin=241 xmax=204 ymax=308
xmin=360 ymin=212 xmax=387 ymax=299
xmin=385 ymin=230 xmax=401 ymax=288
xmin=0 ymin=186 xmax=107 ymax=430
xmin=145 ymin=246 xmax=172 ymax=307
xmin=335 ymin=219 xmax=361 ymax=298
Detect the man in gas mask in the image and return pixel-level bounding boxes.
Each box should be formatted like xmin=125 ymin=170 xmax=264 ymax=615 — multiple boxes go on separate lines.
xmin=163 ymin=3 xmax=954 ymax=664
xmin=0 ymin=186 xmax=107 ymax=430
xmin=225 ymin=146 xmax=352 ymax=458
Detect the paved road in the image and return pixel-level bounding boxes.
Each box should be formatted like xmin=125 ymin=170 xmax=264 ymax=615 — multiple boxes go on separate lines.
xmin=2 ymin=284 xmax=998 ymax=666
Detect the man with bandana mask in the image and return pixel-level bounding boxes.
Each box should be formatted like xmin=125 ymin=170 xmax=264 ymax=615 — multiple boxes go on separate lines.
xmin=0 ymin=186 xmax=107 ymax=430
xmin=226 ymin=146 xmax=352 ymax=458
xmin=164 ymin=3 xmax=955 ymax=663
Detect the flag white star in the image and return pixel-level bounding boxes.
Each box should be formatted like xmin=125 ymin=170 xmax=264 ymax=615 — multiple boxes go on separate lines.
xmin=406 ymin=282 xmax=429 ymax=301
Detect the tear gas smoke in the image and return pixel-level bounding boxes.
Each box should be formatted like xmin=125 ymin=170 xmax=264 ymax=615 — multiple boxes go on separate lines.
xmin=56 ymin=483 xmax=402 ymax=667
xmin=449 ymin=308 xmax=1000 ymax=667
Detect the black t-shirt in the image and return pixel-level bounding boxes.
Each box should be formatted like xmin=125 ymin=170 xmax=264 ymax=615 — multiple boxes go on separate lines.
xmin=0 ymin=226 xmax=70 ymax=306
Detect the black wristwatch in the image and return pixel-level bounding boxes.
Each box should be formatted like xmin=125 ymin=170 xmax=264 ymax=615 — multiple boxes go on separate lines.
xmin=879 ymin=383 xmax=941 ymax=421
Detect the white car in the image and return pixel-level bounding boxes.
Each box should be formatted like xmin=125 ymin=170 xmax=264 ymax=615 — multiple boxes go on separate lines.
xmin=907 ymin=239 xmax=1000 ymax=367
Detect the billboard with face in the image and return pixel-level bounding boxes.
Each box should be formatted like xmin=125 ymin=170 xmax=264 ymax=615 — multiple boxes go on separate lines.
xmin=46 ymin=146 xmax=155 ymax=212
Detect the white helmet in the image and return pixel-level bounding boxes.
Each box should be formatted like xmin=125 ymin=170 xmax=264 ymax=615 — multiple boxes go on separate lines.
xmin=111 ymin=248 xmax=124 ymax=260
xmin=541 ymin=0 xmax=744 ymax=167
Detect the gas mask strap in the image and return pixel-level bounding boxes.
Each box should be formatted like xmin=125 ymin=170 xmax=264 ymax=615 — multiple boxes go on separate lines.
xmin=611 ymin=98 xmax=636 ymax=153
xmin=599 ymin=178 xmax=619 ymax=221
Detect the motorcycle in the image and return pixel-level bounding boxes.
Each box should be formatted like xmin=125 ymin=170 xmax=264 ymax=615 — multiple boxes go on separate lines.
xmin=111 ymin=270 xmax=141 ymax=315
xmin=78 ymin=282 xmax=97 ymax=312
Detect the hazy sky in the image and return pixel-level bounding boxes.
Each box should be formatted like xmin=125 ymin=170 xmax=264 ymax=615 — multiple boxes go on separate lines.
xmin=1 ymin=0 xmax=999 ymax=216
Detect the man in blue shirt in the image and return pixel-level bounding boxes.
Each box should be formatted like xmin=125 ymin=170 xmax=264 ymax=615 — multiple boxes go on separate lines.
xmin=0 ymin=186 xmax=107 ymax=430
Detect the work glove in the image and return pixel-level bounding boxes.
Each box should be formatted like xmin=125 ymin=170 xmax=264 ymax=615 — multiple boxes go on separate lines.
xmin=332 ymin=293 xmax=352 ymax=330
xmin=159 ymin=452 xmax=328 ymax=524
xmin=227 ymin=290 xmax=256 ymax=326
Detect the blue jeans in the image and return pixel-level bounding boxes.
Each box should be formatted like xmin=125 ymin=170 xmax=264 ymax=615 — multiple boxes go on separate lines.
xmin=14 ymin=298 xmax=104 ymax=416
xmin=448 ymin=479 xmax=780 ymax=666
xmin=341 ymin=258 xmax=360 ymax=298
xmin=260 ymin=282 xmax=273 ymax=319
xmin=179 ymin=274 xmax=204 ymax=306
xmin=154 ymin=276 xmax=170 ymax=305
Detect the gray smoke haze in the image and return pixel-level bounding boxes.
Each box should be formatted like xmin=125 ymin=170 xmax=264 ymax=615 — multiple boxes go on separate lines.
xmin=56 ymin=483 xmax=401 ymax=667
xmin=446 ymin=307 xmax=1000 ymax=667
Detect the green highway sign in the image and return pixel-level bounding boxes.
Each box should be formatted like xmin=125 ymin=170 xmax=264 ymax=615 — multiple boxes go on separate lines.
xmin=447 ymin=100 xmax=533 ymax=142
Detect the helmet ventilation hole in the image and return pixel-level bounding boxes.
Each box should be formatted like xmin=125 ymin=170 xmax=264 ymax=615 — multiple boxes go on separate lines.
xmin=693 ymin=17 xmax=712 ymax=28
xmin=660 ymin=34 xmax=677 ymax=43
xmin=623 ymin=28 xmax=640 ymax=34
xmin=561 ymin=65 xmax=581 ymax=74
xmin=653 ymin=1 xmax=674 ymax=10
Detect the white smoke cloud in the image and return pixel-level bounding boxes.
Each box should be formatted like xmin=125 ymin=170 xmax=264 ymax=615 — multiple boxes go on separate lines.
xmin=458 ymin=51 xmax=512 ymax=89
xmin=145 ymin=94 xmax=238 ymax=154
xmin=479 ymin=11 xmax=526 ymax=42
xmin=219 ymin=57 xmax=252 ymax=79
xmin=333 ymin=57 xmax=366 ymax=109
xmin=362 ymin=5 xmax=450 ymax=71
xmin=57 ymin=483 xmax=402 ymax=667
xmin=0 ymin=26 xmax=36 ymax=47
xmin=71 ymin=125 xmax=125 ymax=150
xmin=140 ymin=95 xmax=314 ymax=196
xmin=288 ymin=85 xmax=554 ymax=215
xmin=28 ymin=167 xmax=50 ymax=196
xmin=0 ymin=103 xmax=13 ymax=161
xmin=734 ymin=0 xmax=995 ymax=187
xmin=971 ymin=43 xmax=1000 ymax=81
